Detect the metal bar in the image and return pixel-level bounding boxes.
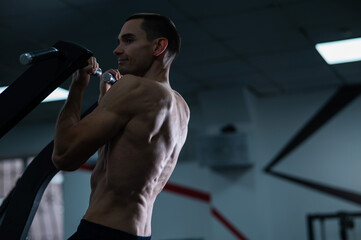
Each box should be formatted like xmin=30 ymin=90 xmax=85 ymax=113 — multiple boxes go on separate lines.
xmin=307 ymin=215 xmax=315 ymax=240
xmin=0 ymin=40 xmax=97 ymax=239
xmin=0 ymin=41 xmax=93 ymax=139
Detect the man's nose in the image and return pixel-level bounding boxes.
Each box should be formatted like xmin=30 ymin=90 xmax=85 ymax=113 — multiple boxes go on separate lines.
xmin=113 ymin=45 xmax=123 ymax=56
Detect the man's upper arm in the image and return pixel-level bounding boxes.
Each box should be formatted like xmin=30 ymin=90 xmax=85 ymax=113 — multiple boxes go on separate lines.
xmin=53 ymin=75 xmax=144 ymax=170
xmin=52 ymin=106 xmax=127 ymax=170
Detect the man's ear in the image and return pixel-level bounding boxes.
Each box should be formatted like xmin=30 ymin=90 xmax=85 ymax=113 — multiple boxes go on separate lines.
xmin=153 ymin=38 xmax=168 ymax=56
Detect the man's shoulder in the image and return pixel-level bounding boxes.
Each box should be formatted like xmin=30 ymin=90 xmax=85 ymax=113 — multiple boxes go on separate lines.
xmin=127 ymin=76 xmax=174 ymax=100
xmin=172 ymin=90 xmax=189 ymax=115
xmin=116 ymin=75 xmax=189 ymax=115
xmin=111 ymin=75 xmax=161 ymax=100
xmin=121 ymin=75 xmax=166 ymax=92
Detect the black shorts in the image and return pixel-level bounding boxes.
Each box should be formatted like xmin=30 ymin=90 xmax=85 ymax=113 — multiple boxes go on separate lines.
xmin=68 ymin=219 xmax=151 ymax=240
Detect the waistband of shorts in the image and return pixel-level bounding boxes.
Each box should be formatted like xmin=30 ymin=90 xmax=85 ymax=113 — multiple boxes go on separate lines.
xmin=79 ymin=219 xmax=151 ymax=240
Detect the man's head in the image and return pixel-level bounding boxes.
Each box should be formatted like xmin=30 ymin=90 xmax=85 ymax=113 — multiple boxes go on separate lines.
xmin=114 ymin=13 xmax=181 ymax=76
xmin=126 ymin=13 xmax=181 ymax=60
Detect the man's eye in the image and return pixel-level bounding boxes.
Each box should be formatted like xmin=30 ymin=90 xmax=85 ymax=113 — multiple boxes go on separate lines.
xmin=124 ymin=38 xmax=133 ymax=43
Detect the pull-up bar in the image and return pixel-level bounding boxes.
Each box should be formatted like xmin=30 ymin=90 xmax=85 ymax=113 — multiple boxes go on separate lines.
xmin=0 ymin=41 xmax=98 ymax=240
xmin=0 ymin=41 xmax=93 ymax=139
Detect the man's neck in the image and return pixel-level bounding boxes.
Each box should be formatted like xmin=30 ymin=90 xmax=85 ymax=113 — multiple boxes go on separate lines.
xmin=143 ymin=63 xmax=170 ymax=85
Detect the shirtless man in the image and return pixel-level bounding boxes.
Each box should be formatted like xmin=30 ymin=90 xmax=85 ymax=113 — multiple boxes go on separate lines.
xmin=52 ymin=13 xmax=189 ymax=240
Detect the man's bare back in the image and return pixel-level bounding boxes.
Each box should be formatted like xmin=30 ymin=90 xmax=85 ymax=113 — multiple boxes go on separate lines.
xmin=83 ymin=77 xmax=189 ymax=236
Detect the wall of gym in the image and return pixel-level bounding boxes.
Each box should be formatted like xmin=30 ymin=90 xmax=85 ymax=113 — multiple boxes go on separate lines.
xmin=1 ymin=85 xmax=361 ymax=239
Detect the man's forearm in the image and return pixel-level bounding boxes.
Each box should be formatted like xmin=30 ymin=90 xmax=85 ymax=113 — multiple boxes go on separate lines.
xmin=52 ymin=58 xmax=100 ymax=170
xmin=52 ymin=80 xmax=87 ymax=166
xmin=56 ymin=81 xmax=85 ymax=129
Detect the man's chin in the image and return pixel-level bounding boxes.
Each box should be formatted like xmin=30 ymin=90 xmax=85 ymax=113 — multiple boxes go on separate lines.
xmin=118 ymin=68 xmax=128 ymax=75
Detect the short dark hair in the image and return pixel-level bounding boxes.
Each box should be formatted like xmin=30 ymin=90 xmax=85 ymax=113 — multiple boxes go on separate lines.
xmin=125 ymin=13 xmax=181 ymax=59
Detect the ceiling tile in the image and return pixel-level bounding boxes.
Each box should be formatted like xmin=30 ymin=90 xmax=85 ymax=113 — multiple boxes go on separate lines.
xmin=200 ymin=73 xmax=263 ymax=87
xmin=172 ymin=0 xmax=271 ymax=19
xmin=306 ymin=22 xmax=361 ymax=43
xmin=73 ymin=0 xmax=189 ymax=33
xmin=268 ymin=64 xmax=340 ymax=86
xmin=248 ymin=47 xmax=325 ymax=72
xmin=2 ymin=8 xmax=103 ymax=44
xmin=0 ymin=26 xmax=38 ymax=85
xmin=0 ymin=0 xmax=66 ymax=17
xmin=182 ymin=59 xmax=253 ymax=80
xmin=176 ymin=20 xmax=214 ymax=46
xmin=225 ymin=28 xmax=310 ymax=55
xmin=333 ymin=61 xmax=361 ymax=85
xmin=175 ymin=40 xmax=234 ymax=66
xmin=282 ymin=0 xmax=361 ymax=27
xmin=198 ymin=7 xmax=292 ymax=41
